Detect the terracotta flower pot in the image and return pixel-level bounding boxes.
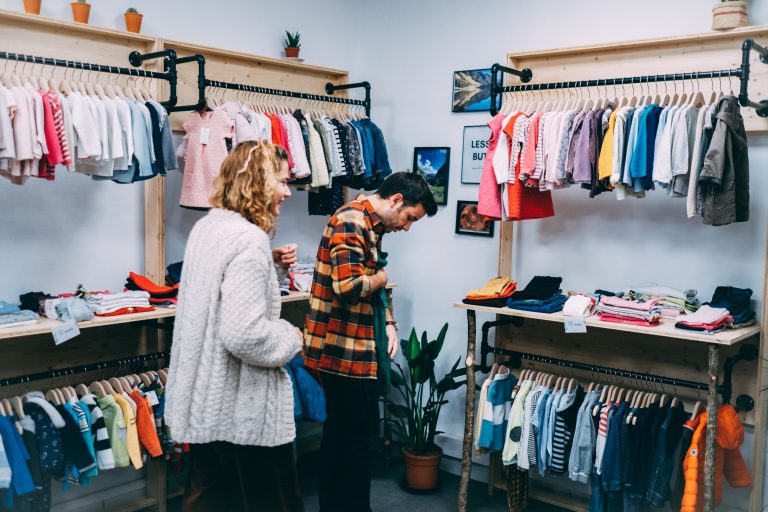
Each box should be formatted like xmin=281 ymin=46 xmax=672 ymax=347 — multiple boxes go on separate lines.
xmin=712 ymin=1 xmax=749 ymax=30
xmin=71 ymin=2 xmax=90 ymax=23
xmin=124 ymin=12 xmax=143 ymax=33
xmin=403 ymin=448 xmax=442 ymax=490
xmin=285 ymin=47 xmax=300 ymax=58
xmin=23 ymin=0 xmax=41 ymax=15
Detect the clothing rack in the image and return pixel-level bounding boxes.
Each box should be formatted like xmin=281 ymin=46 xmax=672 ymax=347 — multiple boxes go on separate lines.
xmin=489 ymin=38 xmax=768 ymax=117
xmin=0 ymin=351 xmax=169 ymax=388
xmin=0 ymin=49 xmax=182 ymax=110
xmin=478 ymin=317 xmax=756 ymax=408
xmin=204 ymin=78 xmax=372 ymax=117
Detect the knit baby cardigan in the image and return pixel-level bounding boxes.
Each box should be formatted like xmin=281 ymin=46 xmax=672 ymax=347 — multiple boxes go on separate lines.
xmin=165 ymin=208 xmax=301 ymax=447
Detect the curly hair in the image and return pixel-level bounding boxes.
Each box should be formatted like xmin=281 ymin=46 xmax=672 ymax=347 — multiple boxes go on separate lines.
xmin=209 ymin=140 xmax=283 ymax=233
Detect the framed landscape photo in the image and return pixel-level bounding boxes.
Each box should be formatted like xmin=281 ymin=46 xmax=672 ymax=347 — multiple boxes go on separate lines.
xmin=452 ymin=68 xmax=493 ymax=113
xmin=413 ymin=147 xmax=450 ymax=206
xmin=461 ymin=125 xmax=491 ymax=184
xmin=455 ymin=200 xmax=494 ymax=237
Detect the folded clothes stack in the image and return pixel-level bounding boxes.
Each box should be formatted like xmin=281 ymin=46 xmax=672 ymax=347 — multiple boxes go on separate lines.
xmin=563 ymin=294 xmax=596 ymax=317
xmin=43 ymin=296 xmax=95 ymax=322
xmin=708 ymin=286 xmax=755 ymax=328
xmin=288 ymin=262 xmax=315 ymax=293
xmin=674 ymin=305 xmax=733 ymax=334
xmin=507 ymin=276 xmax=566 ymax=313
xmin=463 ymin=277 xmax=517 ymax=308
xmin=596 ymin=296 xmax=662 ymax=327
xmin=125 ymin=272 xmax=179 ymax=306
xmin=0 ymin=301 xmax=39 ymax=329
xmin=85 ymin=291 xmax=154 ymax=317
xmin=628 ymin=283 xmax=700 ymax=318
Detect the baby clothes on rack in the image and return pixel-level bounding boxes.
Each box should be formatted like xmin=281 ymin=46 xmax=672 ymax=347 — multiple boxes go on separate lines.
xmin=478 ymin=95 xmax=750 ymax=225
xmin=0 ymin=82 xmax=177 ymax=185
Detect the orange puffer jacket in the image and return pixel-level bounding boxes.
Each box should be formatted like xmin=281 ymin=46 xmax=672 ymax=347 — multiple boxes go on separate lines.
xmin=680 ymin=405 xmax=751 ymax=512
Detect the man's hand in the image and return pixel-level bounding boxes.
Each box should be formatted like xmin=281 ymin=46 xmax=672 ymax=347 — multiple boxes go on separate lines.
xmin=386 ymin=324 xmax=399 ymax=359
xmin=273 ymin=243 xmax=298 ymax=269
xmin=370 ymin=268 xmax=388 ymax=292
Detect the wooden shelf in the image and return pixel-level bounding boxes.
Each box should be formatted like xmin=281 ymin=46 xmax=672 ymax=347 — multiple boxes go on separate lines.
xmin=0 ymin=307 xmax=177 ymax=340
xmin=104 ymin=496 xmax=158 ymax=512
xmin=455 ymin=303 xmax=760 ymax=347
xmin=0 ymin=9 xmax=156 ymax=44
xmin=492 ymin=480 xmax=588 ymax=512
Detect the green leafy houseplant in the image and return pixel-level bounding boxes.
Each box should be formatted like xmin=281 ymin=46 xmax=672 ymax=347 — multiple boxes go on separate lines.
xmin=284 ymin=31 xmax=301 ymax=49
xmin=126 ymin=7 xmax=138 ymax=12
xmin=386 ymin=323 xmax=467 ymax=456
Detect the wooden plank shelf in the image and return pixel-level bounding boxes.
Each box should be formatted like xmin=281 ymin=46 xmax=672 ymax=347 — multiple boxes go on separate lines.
xmin=492 ymin=480 xmax=588 ymax=512
xmin=454 ymin=303 xmax=760 ymax=347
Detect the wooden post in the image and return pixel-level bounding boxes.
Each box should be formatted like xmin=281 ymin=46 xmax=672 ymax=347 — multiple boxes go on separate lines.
xmin=458 ymin=310 xmax=477 ymax=512
xmin=703 ymin=344 xmax=719 ymax=512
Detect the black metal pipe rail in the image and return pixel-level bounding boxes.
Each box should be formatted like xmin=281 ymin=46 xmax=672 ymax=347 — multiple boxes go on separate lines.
xmin=0 ymin=49 xmax=178 ymax=109
xmin=326 ymin=81 xmax=371 ymax=117
xmin=171 ymin=53 xmax=207 ymax=112
xmin=489 ymin=38 xmax=768 ymax=117
xmin=205 ymin=78 xmax=370 ymax=115
xmin=739 ymin=39 xmax=768 ymax=117
xmin=0 ymin=351 xmax=169 ymax=388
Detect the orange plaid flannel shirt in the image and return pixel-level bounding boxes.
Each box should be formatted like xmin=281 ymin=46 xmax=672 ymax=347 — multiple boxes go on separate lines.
xmin=303 ymin=199 xmax=384 ymax=379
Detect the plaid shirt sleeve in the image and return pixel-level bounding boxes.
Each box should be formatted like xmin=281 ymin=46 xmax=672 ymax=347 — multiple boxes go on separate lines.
xmin=329 ymin=220 xmax=371 ymax=305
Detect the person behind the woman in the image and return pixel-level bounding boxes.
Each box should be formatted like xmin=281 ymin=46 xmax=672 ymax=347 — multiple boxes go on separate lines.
xmin=165 ymin=141 xmax=304 ymax=512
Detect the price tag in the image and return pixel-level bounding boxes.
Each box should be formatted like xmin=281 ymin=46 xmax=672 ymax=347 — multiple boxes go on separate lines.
xmin=564 ymin=315 xmax=587 ymax=334
xmin=52 ymin=320 xmax=80 ymax=345
xmin=145 ymin=390 xmax=160 ymax=406
xmin=199 ymin=127 xmax=210 ymax=145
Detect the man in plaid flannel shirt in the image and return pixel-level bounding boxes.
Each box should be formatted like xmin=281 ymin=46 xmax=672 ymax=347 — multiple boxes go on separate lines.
xmin=304 ymin=172 xmax=437 ymax=512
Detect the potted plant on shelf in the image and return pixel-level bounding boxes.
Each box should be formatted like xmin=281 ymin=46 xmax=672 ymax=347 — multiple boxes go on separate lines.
xmin=124 ymin=7 xmax=143 ymax=33
xmin=385 ymin=323 xmax=467 ymax=492
xmin=712 ymin=0 xmax=749 ymax=30
xmin=284 ymin=31 xmax=301 ymax=59
xmin=70 ymin=0 xmax=90 ymax=24
xmin=22 ymin=0 xmax=41 ymax=15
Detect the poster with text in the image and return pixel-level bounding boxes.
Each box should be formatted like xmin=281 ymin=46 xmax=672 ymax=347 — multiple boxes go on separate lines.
xmin=461 ymin=125 xmax=491 ymax=184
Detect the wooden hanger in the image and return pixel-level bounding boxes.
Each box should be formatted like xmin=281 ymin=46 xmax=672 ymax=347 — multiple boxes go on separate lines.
xmin=109 ymin=377 xmax=125 ymax=394
xmin=690 ymin=401 xmax=702 ymax=420
xmin=10 ymin=396 xmax=25 ymax=419
xmin=0 ymin=399 xmax=13 ymax=417
xmin=671 ymin=397 xmax=679 ymax=407
xmin=76 ymin=383 xmax=90 ymax=397
xmin=139 ymin=373 xmax=152 ymax=387
xmin=488 ymin=362 xmax=500 ymax=380
xmin=593 ymin=385 xmax=609 ymax=416
xmin=101 ymin=380 xmax=116 ymax=395
xmin=45 ymin=389 xmax=61 ymax=406
xmin=158 ymin=369 xmax=168 ymax=386
xmin=89 ymin=381 xmax=107 ymax=396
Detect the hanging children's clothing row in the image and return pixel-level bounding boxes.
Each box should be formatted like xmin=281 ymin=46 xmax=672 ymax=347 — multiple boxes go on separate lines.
xmin=0 ymin=370 xmax=186 ymax=512
xmin=0 ymin=79 xmax=177 ymax=186
xmin=177 ymin=100 xmax=391 ymax=214
xmin=478 ymin=93 xmax=749 ymax=227
xmin=474 ymin=368 xmax=752 ymax=512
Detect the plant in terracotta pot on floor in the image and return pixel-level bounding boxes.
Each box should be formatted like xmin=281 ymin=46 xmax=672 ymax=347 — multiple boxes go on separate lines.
xmin=712 ymin=0 xmax=749 ymax=30
xmin=385 ymin=323 xmax=467 ymax=492
xmin=124 ymin=7 xmax=143 ymax=33
xmin=22 ymin=0 xmax=41 ymax=15
xmin=71 ymin=0 xmax=90 ymax=24
xmin=284 ymin=30 xmax=301 ymax=59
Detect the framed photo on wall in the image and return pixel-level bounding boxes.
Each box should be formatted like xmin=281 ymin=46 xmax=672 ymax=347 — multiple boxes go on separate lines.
xmin=461 ymin=125 xmax=491 ymax=184
xmin=455 ymin=200 xmax=494 ymax=237
xmin=452 ymin=68 xmax=492 ymax=113
xmin=413 ymin=147 xmax=450 ymax=206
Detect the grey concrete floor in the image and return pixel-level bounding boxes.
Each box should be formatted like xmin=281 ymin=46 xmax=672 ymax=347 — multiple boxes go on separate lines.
xmin=168 ymin=451 xmax=566 ymax=511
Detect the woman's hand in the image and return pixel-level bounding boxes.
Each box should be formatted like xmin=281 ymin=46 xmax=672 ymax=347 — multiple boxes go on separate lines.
xmin=273 ymin=243 xmax=298 ymax=269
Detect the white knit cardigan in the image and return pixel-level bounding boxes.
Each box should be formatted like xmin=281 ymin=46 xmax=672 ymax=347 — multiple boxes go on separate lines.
xmin=165 ymin=208 xmax=301 ymax=447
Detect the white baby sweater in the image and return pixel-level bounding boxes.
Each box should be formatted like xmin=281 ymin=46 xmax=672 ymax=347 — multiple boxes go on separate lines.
xmin=165 ymin=208 xmax=301 ymax=447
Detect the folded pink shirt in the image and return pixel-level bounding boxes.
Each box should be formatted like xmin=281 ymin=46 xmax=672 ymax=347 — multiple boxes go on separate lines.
xmin=599 ymin=296 xmax=660 ymax=312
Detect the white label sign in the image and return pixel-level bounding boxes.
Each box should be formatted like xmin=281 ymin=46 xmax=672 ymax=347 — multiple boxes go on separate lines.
xmin=199 ymin=127 xmax=210 ymax=145
xmin=52 ymin=320 xmax=80 ymax=345
xmin=564 ymin=315 xmax=587 ymax=334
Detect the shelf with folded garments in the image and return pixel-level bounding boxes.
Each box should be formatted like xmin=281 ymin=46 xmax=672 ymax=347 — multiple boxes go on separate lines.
xmin=453 ymin=302 xmax=760 ymax=346
xmin=0 ymin=285 xmax=398 ymax=341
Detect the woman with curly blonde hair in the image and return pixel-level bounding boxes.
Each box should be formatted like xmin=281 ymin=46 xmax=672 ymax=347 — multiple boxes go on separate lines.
xmin=166 ymin=140 xmax=305 ymax=512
